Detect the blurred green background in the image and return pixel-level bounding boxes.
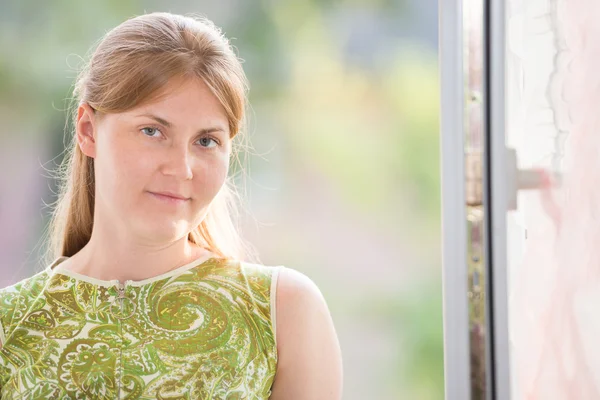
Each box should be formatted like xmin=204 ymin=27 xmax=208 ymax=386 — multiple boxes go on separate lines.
xmin=0 ymin=1 xmax=442 ymax=398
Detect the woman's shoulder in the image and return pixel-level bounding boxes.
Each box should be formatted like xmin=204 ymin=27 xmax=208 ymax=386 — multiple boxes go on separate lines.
xmin=232 ymin=260 xmax=324 ymax=308
xmin=224 ymin=258 xmax=285 ymax=292
xmin=267 ymin=265 xmax=344 ymax=398
xmin=0 ymin=267 xmax=51 ymax=299
xmin=273 ymin=266 xmax=320 ymax=296
xmin=234 ymin=259 xmax=327 ymax=311
xmin=0 ymin=268 xmax=52 ymax=347
xmin=236 ymin=258 xmax=284 ymax=276
xmin=273 ymin=266 xmax=330 ymax=323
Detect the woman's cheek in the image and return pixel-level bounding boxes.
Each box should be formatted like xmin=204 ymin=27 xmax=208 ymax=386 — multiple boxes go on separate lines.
xmin=191 ymin=164 xmax=225 ymax=203
xmin=209 ymin=159 xmax=229 ymax=189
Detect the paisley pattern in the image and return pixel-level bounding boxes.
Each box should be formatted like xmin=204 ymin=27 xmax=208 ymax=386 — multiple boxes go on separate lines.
xmin=0 ymin=257 xmax=281 ymax=399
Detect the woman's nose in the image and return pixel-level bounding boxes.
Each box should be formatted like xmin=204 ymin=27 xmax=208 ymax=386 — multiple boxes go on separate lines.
xmin=160 ymin=145 xmax=193 ymax=180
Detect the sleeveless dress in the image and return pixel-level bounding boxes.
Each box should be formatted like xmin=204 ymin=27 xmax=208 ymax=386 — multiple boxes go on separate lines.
xmin=0 ymin=255 xmax=282 ymax=399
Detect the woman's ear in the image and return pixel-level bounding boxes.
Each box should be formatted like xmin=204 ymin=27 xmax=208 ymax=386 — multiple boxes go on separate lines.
xmin=76 ymin=103 xmax=98 ymax=159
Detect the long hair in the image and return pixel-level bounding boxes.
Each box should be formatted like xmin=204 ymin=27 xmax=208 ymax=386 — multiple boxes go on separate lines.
xmin=43 ymin=12 xmax=258 ymax=266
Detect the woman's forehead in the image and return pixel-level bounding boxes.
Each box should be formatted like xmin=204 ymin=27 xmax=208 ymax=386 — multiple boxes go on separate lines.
xmin=112 ymin=80 xmax=229 ymax=126
xmin=138 ymin=78 xmax=221 ymax=110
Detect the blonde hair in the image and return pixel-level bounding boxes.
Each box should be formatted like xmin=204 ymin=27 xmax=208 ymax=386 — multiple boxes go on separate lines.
xmin=44 ymin=12 xmax=258 ymax=266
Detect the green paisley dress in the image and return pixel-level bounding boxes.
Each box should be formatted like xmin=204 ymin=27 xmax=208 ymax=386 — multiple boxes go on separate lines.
xmin=0 ymin=255 xmax=282 ymax=399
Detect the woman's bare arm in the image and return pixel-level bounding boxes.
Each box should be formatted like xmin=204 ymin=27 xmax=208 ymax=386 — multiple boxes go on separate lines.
xmin=269 ymin=267 xmax=343 ymax=399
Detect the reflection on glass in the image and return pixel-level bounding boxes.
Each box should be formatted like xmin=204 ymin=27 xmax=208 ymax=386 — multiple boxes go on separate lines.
xmin=507 ymin=0 xmax=600 ymax=398
xmin=506 ymin=0 xmax=561 ymax=398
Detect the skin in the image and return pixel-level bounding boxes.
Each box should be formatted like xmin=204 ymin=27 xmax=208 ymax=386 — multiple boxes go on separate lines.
xmin=65 ymin=77 xmax=230 ymax=281
xmin=269 ymin=267 xmax=344 ymax=399
xmin=5 ymin=76 xmax=344 ymax=397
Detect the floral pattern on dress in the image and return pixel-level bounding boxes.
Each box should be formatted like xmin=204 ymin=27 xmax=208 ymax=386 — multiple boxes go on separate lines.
xmin=0 ymin=258 xmax=279 ymax=400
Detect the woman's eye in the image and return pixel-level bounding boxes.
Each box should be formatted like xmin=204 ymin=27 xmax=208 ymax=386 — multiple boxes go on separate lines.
xmin=141 ymin=127 xmax=162 ymax=137
xmin=197 ymin=137 xmax=218 ymax=148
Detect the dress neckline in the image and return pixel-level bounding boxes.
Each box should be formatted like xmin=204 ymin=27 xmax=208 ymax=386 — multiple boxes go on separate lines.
xmin=46 ymin=253 xmax=220 ymax=288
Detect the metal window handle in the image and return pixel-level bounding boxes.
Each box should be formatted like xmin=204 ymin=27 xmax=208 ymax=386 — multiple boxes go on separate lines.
xmin=506 ymin=147 xmax=562 ymax=211
xmin=466 ymin=148 xmax=562 ymax=210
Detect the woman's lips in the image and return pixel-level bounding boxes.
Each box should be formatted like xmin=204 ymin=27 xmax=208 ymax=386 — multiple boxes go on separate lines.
xmin=148 ymin=191 xmax=190 ymax=205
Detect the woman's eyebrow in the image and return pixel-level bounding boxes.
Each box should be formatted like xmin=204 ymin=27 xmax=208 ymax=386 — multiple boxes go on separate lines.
xmin=137 ymin=113 xmax=173 ymax=128
xmin=135 ymin=113 xmax=227 ymax=134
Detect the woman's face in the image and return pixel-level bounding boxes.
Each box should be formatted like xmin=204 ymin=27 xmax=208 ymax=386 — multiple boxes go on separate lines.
xmin=77 ymin=77 xmax=232 ymax=245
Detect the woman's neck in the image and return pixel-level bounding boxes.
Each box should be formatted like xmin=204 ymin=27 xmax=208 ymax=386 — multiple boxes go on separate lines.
xmin=59 ymin=236 xmax=213 ymax=282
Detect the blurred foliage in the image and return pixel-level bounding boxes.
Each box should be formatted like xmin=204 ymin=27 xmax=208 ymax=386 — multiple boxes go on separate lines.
xmin=270 ymin=3 xmax=440 ymax=221
xmin=362 ymin=277 xmax=444 ymax=399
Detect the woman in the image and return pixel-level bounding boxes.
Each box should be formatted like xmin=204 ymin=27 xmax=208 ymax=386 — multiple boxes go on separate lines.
xmin=0 ymin=12 xmax=343 ymax=399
